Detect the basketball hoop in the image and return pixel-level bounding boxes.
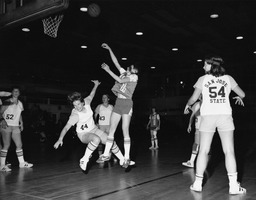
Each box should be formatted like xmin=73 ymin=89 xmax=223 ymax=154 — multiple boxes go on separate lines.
xmin=42 ymin=15 xmax=64 ymax=38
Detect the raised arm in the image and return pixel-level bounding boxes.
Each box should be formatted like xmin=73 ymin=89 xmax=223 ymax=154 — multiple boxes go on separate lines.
xmin=0 ymin=91 xmax=11 ymax=97
xmin=87 ymin=80 xmax=101 ymax=101
xmin=101 ymin=43 xmax=122 ymax=71
xmin=101 ymin=63 xmax=130 ymax=83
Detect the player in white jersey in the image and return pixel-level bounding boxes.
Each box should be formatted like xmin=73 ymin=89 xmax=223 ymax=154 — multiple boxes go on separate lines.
xmin=147 ymin=107 xmax=160 ymax=150
xmin=94 ymin=94 xmax=113 ymax=155
xmin=182 ymin=96 xmax=201 ymax=168
xmin=0 ymin=87 xmax=33 ymax=172
xmin=0 ymin=91 xmax=12 ymax=167
xmin=184 ymin=56 xmax=246 ymax=194
xmin=54 ymin=80 xmax=135 ymax=172
xmin=97 ymin=43 xmax=138 ymax=168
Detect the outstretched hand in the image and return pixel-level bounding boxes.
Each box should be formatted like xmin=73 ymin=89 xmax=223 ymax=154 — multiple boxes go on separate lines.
xmin=54 ymin=140 xmax=63 ymax=149
xmin=101 ymin=43 xmax=110 ymax=50
xmin=91 ymin=80 xmax=101 ymax=86
xmin=101 ymin=63 xmax=110 ymax=72
xmin=233 ymin=96 xmax=244 ymax=106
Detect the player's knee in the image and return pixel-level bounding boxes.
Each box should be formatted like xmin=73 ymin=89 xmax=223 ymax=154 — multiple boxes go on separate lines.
xmin=92 ymin=136 xmax=101 ymax=145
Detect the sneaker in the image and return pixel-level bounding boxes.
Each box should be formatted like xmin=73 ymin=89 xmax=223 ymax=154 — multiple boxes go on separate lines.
xmin=122 ymin=159 xmax=131 ymax=168
xmin=120 ymin=160 xmax=135 ymax=166
xmin=190 ymin=183 xmax=202 ymax=192
xmin=96 ymin=155 xmax=110 ymax=163
xmin=182 ymin=160 xmax=194 ymax=168
xmin=0 ymin=165 xmax=12 ymax=172
xmin=149 ymin=146 xmax=154 ymax=150
xmin=19 ymin=162 xmax=33 ymax=168
xmin=154 ymin=146 xmax=159 ymax=149
xmin=79 ymin=159 xmax=89 ymax=171
xmin=229 ymin=182 xmax=246 ymax=195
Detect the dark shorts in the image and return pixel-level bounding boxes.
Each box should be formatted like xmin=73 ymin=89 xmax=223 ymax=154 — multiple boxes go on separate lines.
xmin=113 ymin=98 xmax=133 ymax=116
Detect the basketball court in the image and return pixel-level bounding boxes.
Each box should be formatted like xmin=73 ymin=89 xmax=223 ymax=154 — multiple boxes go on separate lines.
xmin=0 ymin=1 xmax=255 ymax=199
xmin=0 ymin=110 xmax=255 ymax=200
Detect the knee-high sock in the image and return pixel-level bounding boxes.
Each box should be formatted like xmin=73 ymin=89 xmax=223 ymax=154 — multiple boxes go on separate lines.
xmin=16 ymin=149 xmax=25 ymax=164
xmin=124 ymin=137 xmax=131 ymax=159
xmin=111 ymin=141 xmax=124 ymax=163
xmin=151 ymin=137 xmax=155 ymax=147
xmin=82 ymin=141 xmax=98 ymax=161
xmin=154 ymin=137 xmax=158 ymax=147
xmin=190 ymin=143 xmax=199 ymax=162
xmin=194 ymin=174 xmax=203 ymax=186
xmin=0 ymin=150 xmax=7 ymax=166
xmin=103 ymin=136 xmax=114 ymax=157
xmin=228 ymin=172 xmax=238 ymax=185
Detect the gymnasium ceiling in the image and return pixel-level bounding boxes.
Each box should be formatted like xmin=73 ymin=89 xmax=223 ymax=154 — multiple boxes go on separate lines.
xmin=0 ymin=0 xmax=256 ymax=91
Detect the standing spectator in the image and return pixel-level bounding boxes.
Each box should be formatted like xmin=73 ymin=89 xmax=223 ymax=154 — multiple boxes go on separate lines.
xmin=147 ymin=107 xmax=160 ymax=150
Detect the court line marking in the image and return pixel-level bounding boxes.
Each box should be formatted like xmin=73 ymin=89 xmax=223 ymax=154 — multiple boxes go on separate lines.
xmin=89 ymin=171 xmax=183 ymax=199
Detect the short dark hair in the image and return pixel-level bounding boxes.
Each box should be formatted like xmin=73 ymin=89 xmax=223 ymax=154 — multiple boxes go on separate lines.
xmin=67 ymin=92 xmax=83 ymax=104
xmin=11 ymin=85 xmax=20 ymax=92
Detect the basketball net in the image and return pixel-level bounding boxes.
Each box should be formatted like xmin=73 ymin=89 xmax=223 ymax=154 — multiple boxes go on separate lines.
xmin=42 ymin=15 xmax=64 ymax=38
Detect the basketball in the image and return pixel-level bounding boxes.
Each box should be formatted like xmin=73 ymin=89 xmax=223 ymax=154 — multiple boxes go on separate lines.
xmin=88 ymin=3 xmax=101 ymax=17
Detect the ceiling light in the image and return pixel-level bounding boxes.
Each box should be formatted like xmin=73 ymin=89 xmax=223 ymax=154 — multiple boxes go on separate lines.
xmin=121 ymin=57 xmax=127 ymax=60
xmin=80 ymin=7 xmax=88 ymax=12
xmin=136 ymin=32 xmax=143 ymax=36
xmin=210 ymin=14 xmax=219 ymax=19
xmin=81 ymin=45 xmax=87 ymax=48
xmin=22 ymin=28 xmax=30 ymax=32
xmin=151 ymin=66 xmax=156 ymax=69
xmin=236 ymin=36 xmax=243 ymax=40
xmin=253 ymin=51 xmax=256 ymax=54
xmin=172 ymin=48 xmax=178 ymax=51
xmin=197 ymin=59 xmax=202 ymax=62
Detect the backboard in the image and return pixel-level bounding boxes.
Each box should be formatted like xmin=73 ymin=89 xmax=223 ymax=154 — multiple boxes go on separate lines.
xmin=0 ymin=0 xmax=69 ymax=30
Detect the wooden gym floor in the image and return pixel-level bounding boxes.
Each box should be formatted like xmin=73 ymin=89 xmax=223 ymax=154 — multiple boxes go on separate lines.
xmin=0 ymin=113 xmax=255 ymax=200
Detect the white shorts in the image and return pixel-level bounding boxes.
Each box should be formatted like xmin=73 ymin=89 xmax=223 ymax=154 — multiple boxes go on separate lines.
xmin=199 ymin=115 xmax=235 ymax=132
xmin=98 ymin=125 xmax=110 ymax=134
xmin=77 ymin=127 xmax=105 ymax=142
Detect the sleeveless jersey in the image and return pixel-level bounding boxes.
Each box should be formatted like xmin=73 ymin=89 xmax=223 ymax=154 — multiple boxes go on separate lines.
xmin=194 ymin=74 xmax=238 ymax=116
xmin=67 ymin=97 xmax=96 ymax=134
xmin=3 ymin=100 xmax=23 ymax=126
xmin=111 ymin=68 xmax=138 ymax=99
xmin=97 ymin=104 xmax=113 ymax=126
xmin=149 ymin=113 xmax=160 ymax=129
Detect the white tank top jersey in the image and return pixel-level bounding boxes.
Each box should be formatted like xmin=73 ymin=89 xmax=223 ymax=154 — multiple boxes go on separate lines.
xmin=3 ymin=100 xmax=24 ymax=126
xmin=67 ymin=97 xmax=96 ymax=134
xmin=111 ymin=67 xmax=138 ymax=99
xmin=97 ymin=104 xmax=113 ymax=126
xmin=194 ymin=74 xmax=238 ymax=116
